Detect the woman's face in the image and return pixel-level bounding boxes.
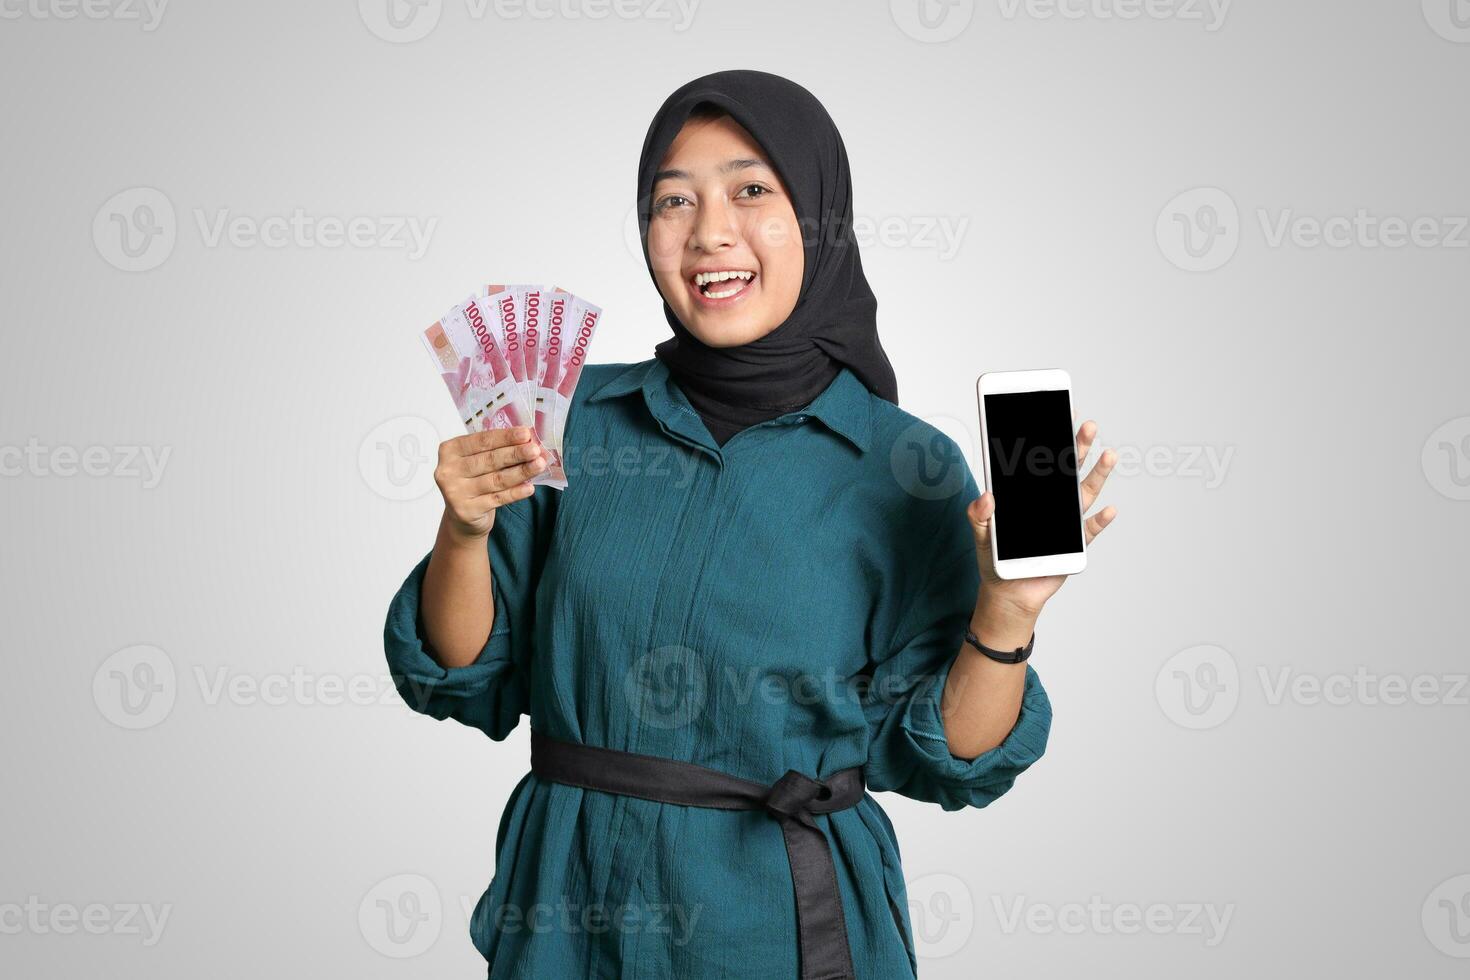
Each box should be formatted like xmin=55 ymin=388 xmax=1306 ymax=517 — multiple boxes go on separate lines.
xmin=647 ymin=114 xmax=805 ymax=347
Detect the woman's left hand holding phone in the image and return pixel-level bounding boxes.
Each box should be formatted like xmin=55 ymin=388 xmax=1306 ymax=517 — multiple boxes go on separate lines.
xmin=967 ymin=418 xmax=1118 ymax=633
xmin=941 ymin=419 xmax=1117 ymax=759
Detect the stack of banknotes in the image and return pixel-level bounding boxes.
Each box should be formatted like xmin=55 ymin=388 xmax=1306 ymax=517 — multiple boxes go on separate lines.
xmin=421 ymin=284 xmax=603 ymax=490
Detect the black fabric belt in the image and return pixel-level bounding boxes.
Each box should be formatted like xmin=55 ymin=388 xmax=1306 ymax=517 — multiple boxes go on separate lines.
xmin=529 ymin=729 xmax=866 ymax=980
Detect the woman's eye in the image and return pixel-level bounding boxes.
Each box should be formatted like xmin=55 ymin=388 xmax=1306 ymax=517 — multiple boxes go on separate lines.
xmin=653 ymin=195 xmax=690 ymax=213
xmin=737 ymin=184 xmax=771 ymax=200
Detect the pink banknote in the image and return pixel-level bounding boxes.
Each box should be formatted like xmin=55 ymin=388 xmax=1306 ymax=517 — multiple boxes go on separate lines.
xmin=482 ymin=285 xmax=534 ymax=422
xmin=459 ymin=296 xmax=530 ymax=430
xmin=537 ymin=289 xmax=571 ymax=459
xmin=555 ymin=294 xmax=603 ymax=434
xmin=422 ymin=281 xmax=603 ymax=492
xmin=421 ymin=299 xmax=525 ymax=433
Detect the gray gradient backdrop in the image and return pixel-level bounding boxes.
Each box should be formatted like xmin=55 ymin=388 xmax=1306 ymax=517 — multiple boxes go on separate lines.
xmin=3 ymin=1 xmax=1468 ymax=976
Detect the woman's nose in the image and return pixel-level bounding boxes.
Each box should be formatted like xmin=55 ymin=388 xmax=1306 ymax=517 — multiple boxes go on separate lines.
xmin=689 ymin=198 xmax=739 ymax=252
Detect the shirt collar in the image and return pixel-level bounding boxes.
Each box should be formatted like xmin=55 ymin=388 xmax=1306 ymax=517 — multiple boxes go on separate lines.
xmin=588 ymin=358 xmax=873 ymax=454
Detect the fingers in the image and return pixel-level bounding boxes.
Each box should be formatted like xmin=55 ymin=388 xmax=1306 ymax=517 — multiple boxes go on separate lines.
xmin=1074 ymin=419 xmax=1098 ymax=471
xmin=459 ymin=438 xmax=545 ymax=478
xmin=972 ymin=489 xmax=1116 ymax=560
xmin=1078 ymin=430 xmax=1115 ymax=511
xmin=477 ymin=482 xmax=537 ymax=510
xmin=444 ymin=480 xmax=534 ymax=531
xmin=1083 ymin=505 xmax=1117 ymax=545
xmin=436 ymin=435 xmax=545 ymax=484
xmin=967 ymin=493 xmax=996 ymax=579
xmin=434 ymin=425 xmax=547 ymax=530
xmin=967 ymin=493 xmax=994 ymax=545
xmin=442 ymin=425 xmax=534 ymax=461
xmin=466 ymin=456 xmax=548 ymax=497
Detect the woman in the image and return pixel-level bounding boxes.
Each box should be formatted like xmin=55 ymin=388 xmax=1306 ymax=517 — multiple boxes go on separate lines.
xmin=386 ymin=69 xmax=1117 ymax=979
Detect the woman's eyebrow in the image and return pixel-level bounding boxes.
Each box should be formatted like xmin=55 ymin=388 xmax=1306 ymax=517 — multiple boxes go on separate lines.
xmin=653 ymin=158 xmax=772 ymax=183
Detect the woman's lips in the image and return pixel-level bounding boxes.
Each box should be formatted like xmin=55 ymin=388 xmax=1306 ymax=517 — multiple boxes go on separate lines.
xmin=686 ymin=272 xmax=757 ymax=308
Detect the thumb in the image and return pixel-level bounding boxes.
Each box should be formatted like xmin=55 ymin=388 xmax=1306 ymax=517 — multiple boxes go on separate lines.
xmin=967 ymin=492 xmax=994 ymax=549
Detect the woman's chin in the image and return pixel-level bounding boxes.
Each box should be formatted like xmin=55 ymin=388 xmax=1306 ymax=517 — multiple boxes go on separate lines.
xmin=680 ymin=316 xmax=775 ymax=347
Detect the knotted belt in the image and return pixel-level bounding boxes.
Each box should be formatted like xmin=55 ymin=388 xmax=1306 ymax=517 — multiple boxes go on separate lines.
xmin=529 ymin=729 xmax=865 ymax=980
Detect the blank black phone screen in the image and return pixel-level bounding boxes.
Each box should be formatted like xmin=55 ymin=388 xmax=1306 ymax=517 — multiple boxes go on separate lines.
xmin=983 ymin=390 xmax=1085 ymax=560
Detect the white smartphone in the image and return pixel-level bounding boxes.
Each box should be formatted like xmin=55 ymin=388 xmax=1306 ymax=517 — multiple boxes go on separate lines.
xmin=975 ymin=369 xmax=1088 ymax=580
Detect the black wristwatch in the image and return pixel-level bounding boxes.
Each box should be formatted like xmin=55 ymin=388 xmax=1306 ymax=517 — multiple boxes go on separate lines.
xmin=963 ymin=627 xmax=1035 ymax=664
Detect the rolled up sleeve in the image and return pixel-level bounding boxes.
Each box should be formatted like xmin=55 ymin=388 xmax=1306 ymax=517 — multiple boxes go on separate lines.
xmin=383 ymin=498 xmax=543 ymax=740
xmin=863 ymin=464 xmax=1053 ymax=812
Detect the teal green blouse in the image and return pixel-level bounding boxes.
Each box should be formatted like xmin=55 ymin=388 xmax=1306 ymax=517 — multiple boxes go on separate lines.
xmin=385 ymin=358 xmax=1052 ymax=978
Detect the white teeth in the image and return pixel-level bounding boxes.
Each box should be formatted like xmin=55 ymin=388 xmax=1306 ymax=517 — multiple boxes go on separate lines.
xmin=695 ymin=269 xmax=754 ymax=299
xmin=693 ymin=270 xmax=754 ymax=287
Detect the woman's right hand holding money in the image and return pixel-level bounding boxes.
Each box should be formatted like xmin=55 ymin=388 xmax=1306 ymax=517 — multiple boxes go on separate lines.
xmin=422 ymin=426 xmax=547 ymax=668
xmin=435 ymin=426 xmax=549 ymax=541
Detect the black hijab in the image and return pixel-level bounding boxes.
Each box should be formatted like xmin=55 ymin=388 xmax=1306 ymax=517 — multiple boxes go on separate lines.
xmin=634 ymin=69 xmax=899 ymax=446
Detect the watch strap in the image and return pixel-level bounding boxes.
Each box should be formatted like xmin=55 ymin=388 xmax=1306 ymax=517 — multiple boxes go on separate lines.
xmin=963 ymin=628 xmax=1035 ymax=664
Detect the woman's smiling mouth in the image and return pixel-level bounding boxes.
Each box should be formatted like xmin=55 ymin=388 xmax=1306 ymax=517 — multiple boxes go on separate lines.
xmin=688 ymin=269 xmax=757 ymax=306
